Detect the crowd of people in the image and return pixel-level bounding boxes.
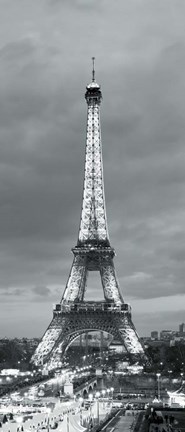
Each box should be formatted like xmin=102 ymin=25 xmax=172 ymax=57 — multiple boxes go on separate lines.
xmin=146 ymin=409 xmax=181 ymax=432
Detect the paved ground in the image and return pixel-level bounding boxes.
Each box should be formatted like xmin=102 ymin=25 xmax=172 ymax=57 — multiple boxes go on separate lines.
xmin=100 ymin=408 xmax=138 ymax=432
xmin=0 ymin=397 xmax=114 ymax=432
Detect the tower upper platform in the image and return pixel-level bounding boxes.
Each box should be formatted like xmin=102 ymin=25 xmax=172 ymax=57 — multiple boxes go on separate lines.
xmin=85 ymin=80 xmax=102 ymax=101
xmin=85 ymin=58 xmax=102 ymax=104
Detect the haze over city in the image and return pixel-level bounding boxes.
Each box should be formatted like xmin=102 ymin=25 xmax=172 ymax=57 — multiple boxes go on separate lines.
xmin=0 ymin=0 xmax=185 ymax=337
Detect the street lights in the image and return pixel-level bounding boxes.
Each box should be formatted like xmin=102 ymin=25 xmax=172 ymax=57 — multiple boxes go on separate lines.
xmin=110 ymin=387 xmax=114 ymax=409
xmin=88 ymin=394 xmax=93 ymax=414
xmin=110 ymin=387 xmax=114 ymax=400
xmin=106 ymin=388 xmax=111 ymax=411
xmin=16 ymin=416 xmax=23 ymax=432
xmin=95 ymin=391 xmax=100 ymax=424
xmin=79 ymin=397 xmax=84 ymax=425
xmin=88 ymin=394 xmax=93 ymax=426
xmin=47 ymin=407 xmax=51 ymax=432
xmin=156 ymin=373 xmax=161 ymax=401
xmin=102 ymin=390 xmax=106 ymax=409
xmin=67 ymin=410 xmax=69 ymax=432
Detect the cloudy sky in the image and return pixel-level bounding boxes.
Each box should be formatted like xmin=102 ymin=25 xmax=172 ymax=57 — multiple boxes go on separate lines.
xmin=0 ymin=0 xmax=185 ymax=338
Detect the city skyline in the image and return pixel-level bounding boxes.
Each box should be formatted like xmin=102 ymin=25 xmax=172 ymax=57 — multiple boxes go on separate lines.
xmin=1 ymin=320 xmax=184 ymax=340
xmin=0 ymin=1 xmax=185 ymax=337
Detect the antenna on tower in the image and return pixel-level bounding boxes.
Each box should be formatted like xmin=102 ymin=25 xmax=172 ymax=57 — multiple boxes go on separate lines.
xmin=92 ymin=57 xmax=95 ymax=82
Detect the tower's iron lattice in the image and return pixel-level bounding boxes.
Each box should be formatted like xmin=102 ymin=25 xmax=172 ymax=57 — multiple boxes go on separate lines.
xmin=31 ymin=62 xmax=145 ymax=369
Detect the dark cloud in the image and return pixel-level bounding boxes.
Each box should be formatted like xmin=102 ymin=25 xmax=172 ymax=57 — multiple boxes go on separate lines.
xmin=0 ymin=37 xmax=36 ymax=62
xmin=1 ymin=288 xmax=23 ymax=297
xmin=32 ymin=286 xmax=50 ymax=296
xmin=170 ymin=248 xmax=185 ymax=262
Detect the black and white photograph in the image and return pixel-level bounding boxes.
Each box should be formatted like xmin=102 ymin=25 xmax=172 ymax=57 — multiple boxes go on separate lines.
xmin=0 ymin=1 xmax=185 ymax=430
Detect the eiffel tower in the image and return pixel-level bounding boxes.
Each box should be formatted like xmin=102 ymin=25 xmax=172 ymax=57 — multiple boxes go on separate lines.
xmin=31 ymin=59 xmax=145 ymax=369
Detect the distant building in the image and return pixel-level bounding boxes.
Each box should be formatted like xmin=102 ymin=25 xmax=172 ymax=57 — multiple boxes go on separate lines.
xmin=160 ymin=330 xmax=174 ymax=340
xmin=71 ymin=331 xmax=111 ymax=348
xmin=151 ymin=331 xmax=158 ymax=340
xmin=179 ymin=323 xmax=185 ymax=334
xmin=109 ymin=340 xmax=126 ymax=353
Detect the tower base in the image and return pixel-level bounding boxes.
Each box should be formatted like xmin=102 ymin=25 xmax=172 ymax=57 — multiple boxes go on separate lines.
xmin=31 ymin=302 xmax=145 ymax=369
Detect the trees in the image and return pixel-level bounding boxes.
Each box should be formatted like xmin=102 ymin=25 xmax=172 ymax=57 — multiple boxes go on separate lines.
xmin=144 ymin=343 xmax=185 ymax=376
xmin=2 ymin=415 xmax=8 ymax=424
xmin=0 ymin=339 xmax=33 ymax=368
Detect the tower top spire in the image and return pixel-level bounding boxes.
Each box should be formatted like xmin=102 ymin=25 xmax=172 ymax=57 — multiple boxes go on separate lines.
xmin=92 ymin=56 xmax=95 ymax=82
xmin=86 ymin=57 xmax=101 ymax=93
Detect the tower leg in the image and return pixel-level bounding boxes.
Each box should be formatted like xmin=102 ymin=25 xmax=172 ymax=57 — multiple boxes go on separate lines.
xmin=100 ymin=259 xmax=123 ymax=305
xmin=62 ymin=256 xmax=87 ymax=303
xmin=116 ymin=314 xmax=144 ymax=356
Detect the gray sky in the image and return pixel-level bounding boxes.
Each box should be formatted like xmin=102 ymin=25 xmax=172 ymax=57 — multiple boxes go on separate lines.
xmin=0 ymin=0 xmax=185 ymax=338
